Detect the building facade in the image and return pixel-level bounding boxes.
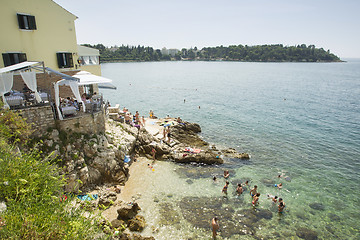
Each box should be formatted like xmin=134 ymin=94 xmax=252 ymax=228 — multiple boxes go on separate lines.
xmin=0 ymin=0 xmax=100 ymax=75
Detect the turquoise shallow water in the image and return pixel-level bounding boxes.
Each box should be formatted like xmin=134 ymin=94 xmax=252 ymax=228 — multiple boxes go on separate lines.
xmin=101 ymin=60 xmax=360 ymax=239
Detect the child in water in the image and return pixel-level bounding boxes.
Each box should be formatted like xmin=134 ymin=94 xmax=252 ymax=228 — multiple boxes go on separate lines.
xmin=222 ymin=181 xmax=229 ymax=197
xmin=278 ymin=201 xmax=285 ymax=214
xmin=249 ymin=185 xmax=258 ymax=197
xmin=223 ymin=170 xmax=229 ymax=179
xmin=236 ymin=183 xmax=243 ymax=195
xmin=267 ymin=194 xmax=278 ymax=203
xmin=252 ymin=193 xmax=260 ymax=206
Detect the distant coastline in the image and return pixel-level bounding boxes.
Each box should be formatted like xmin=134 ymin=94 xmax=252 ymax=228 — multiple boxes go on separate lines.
xmin=82 ymin=43 xmax=342 ymax=63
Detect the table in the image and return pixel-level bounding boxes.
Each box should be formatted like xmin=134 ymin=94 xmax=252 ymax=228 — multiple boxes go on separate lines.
xmin=5 ymin=96 xmax=24 ymax=106
xmin=62 ymin=106 xmax=77 ymax=116
xmin=30 ymin=92 xmax=48 ymax=102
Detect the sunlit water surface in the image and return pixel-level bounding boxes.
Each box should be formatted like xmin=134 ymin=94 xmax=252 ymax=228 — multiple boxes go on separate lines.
xmin=101 ymin=60 xmax=360 ymax=239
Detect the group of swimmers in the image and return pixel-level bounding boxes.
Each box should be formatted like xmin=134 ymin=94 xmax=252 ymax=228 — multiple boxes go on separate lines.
xmin=211 ymin=171 xmax=287 ymax=239
xmin=223 ymin=171 xmax=286 ymax=211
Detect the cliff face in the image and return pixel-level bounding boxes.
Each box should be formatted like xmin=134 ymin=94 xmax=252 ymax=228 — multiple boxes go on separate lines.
xmin=33 ymin=119 xmax=136 ymax=193
xmin=32 ymin=118 xmax=249 ymax=193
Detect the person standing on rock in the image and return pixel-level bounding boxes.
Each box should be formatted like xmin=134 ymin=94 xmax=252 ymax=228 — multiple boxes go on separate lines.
xmin=211 ymin=217 xmax=219 ymax=239
xmin=135 ymin=111 xmax=140 ymax=123
xmin=162 ymin=126 xmax=166 ymax=140
xmin=166 ymin=126 xmax=171 ymax=144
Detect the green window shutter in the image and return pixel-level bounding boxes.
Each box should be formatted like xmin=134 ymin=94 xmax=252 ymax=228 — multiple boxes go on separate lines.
xmin=19 ymin=53 xmax=27 ymax=62
xmin=57 ymin=53 xmax=64 ymax=68
xmin=67 ymin=53 xmax=74 ymax=68
xmin=17 ymin=14 xmax=25 ymax=29
xmin=2 ymin=53 xmax=11 ymax=67
xmin=28 ymin=15 xmax=37 ymax=30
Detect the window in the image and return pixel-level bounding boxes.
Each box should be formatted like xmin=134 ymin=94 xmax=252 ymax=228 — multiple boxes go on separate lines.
xmin=78 ymin=56 xmax=99 ymax=65
xmin=57 ymin=52 xmax=74 ymax=68
xmin=2 ymin=53 xmax=27 ymax=67
xmin=17 ymin=14 xmax=37 ymax=30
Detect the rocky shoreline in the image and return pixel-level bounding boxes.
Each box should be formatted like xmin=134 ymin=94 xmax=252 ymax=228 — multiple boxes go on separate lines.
xmin=34 ymin=116 xmax=250 ymax=239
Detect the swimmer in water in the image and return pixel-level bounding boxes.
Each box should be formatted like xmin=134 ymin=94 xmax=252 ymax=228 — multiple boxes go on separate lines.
xmin=267 ymin=194 xmax=278 ymax=203
xmin=222 ymin=181 xmax=229 ymax=196
xmin=223 ymin=170 xmax=229 ymax=179
xmin=236 ymin=183 xmax=243 ymax=195
xmin=213 ymin=176 xmax=217 ymax=182
xmin=211 ymin=217 xmax=219 ymax=239
xmin=250 ymin=185 xmax=258 ymax=197
xmin=276 ymin=183 xmax=283 ymax=189
xmin=252 ymin=193 xmax=260 ymax=206
xmin=278 ymin=201 xmax=285 ymax=214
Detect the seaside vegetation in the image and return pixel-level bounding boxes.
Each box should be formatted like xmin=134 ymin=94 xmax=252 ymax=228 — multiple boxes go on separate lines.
xmin=0 ymin=106 xmax=105 ymax=239
xmin=83 ymin=43 xmax=341 ymax=63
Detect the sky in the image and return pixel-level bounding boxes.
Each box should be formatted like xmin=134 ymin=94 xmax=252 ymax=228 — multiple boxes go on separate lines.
xmin=54 ymin=0 xmax=360 ymax=58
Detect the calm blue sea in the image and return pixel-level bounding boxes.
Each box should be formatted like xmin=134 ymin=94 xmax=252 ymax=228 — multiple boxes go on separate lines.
xmin=101 ymin=60 xmax=360 ymax=239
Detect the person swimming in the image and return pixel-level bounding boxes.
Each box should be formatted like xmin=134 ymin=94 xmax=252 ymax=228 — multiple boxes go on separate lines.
xmin=278 ymin=201 xmax=285 ymax=213
xmin=236 ymin=183 xmax=243 ymax=195
xmin=252 ymin=193 xmax=260 ymax=206
xmin=222 ymin=181 xmax=229 ymax=196
xmin=267 ymin=194 xmax=278 ymax=203
xmin=211 ymin=217 xmax=219 ymax=239
xmin=223 ymin=170 xmax=229 ymax=179
xmin=249 ymin=185 xmax=258 ymax=197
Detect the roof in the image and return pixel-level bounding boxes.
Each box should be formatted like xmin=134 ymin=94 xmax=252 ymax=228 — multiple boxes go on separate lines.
xmin=72 ymin=71 xmax=113 ymax=86
xmin=78 ymin=45 xmax=100 ymax=56
xmin=51 ymin=0 xmax=78 ymax=19
xmin=0 ymin=62 xmax=41 ymax=74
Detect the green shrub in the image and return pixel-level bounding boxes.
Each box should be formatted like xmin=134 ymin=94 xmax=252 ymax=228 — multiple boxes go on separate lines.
xmin=0 ymin=107 xmax=108 ymax=239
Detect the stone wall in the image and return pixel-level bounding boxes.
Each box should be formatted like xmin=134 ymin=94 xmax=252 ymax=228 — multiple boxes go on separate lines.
xmin=56 ymin=110 xmax=106 ymax=135
xmin=15 ymin=105 xmax=106 ymax=136
xmin=15 ymin=105 xmax=56 ymax=135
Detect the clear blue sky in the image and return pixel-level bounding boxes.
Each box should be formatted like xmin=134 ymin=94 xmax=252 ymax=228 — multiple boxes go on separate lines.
xmin=54 ymin=0 xmax=360 ymax=58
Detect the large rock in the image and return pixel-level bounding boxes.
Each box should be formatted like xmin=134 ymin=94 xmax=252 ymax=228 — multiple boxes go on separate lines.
xmin=99 ymin=191 xmax=117 ymax=207
xmin=133 ymin=234 xmax=155 ymax=240
xmin=117 ymin=202 xmax=141 ymax=220
xmin=222 ymin=148 xmax=251 ymax=159
xmin=296 ymin=227 xmax=318 ymax=240
xmin=110 ymin=219 xmax=126 ymax=229
xmin=128 ymin=215 xmax=146 ymax=232
xmin=170 ymin=122 xmax=208 ymax=147
xmin=173 ymin=150 xmax=223 ymax=165
xmin=64 ymin=173 xmax=80 ymax=193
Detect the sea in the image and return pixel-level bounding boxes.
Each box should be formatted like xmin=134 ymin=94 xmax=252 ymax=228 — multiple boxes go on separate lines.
xmin=101 ymin=60 xmax=360 ymax=239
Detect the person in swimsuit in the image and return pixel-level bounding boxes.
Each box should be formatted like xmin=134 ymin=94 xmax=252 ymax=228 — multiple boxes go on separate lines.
xmin=278 ymin=201 xmax=285 ymax=214
xmin=223 ymin=170 xmax=229 ymax=179
xmin=252 ymin=193 xmax=260 ymax=206
xmin=222 ymin=181 xmax=229 ymax=196
xmin=249 ymin=185 xmax=258 ymax=197
xmin=211 ymin=217 xmax=219 ymax=239
xmin=236 ymin=183 xmax=243 ymax=195
xmin=151 ymin=147 xmax=156 ymax=161
xmin=135 ymin=111 xmax=140 ymax=123
xmin=267 ymin=194 xmax=278 ymax=203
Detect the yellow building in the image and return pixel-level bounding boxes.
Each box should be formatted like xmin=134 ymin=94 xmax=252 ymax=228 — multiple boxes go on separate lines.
xmin=0 ymin=0 xmax=100 ymax=76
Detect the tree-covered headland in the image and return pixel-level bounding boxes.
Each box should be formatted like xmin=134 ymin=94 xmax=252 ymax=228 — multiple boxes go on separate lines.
xmin=83 ymin=43 xmax=341 ymax=63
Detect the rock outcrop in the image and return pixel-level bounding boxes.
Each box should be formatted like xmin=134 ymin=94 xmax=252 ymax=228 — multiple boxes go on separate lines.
xmin=117 ymin=202 xmax=141 ymax=220
xmin=134 ymin=120 xmax=249 ymax=165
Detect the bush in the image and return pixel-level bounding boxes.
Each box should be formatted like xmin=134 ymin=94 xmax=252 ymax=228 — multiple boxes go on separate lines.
xmin=0 ymin=107 xmax=107 ymax=239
